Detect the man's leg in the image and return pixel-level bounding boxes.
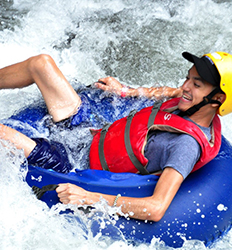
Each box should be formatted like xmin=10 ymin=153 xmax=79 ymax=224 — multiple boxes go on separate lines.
xmin=0 ymin=54 xmax=81 ymax=122
xmin=0 ymin=54 xmax=81 ymax=172
xmin=0 ymin=124 xmax=36 ymax=157
xmin=0 ymin=123 xmax=72 ymax=173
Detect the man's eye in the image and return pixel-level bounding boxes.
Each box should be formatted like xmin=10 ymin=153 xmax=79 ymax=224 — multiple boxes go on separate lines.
xmin=194 ymin=83 xmax=200 ymax=88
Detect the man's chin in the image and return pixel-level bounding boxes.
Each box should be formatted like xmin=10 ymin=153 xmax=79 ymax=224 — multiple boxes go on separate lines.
xmin=178 ymin=105 xmax=190 ymax=112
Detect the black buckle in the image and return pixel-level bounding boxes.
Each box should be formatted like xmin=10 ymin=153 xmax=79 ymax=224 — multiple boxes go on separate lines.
xmin=102 ymin=123 xmax=111 ymax=132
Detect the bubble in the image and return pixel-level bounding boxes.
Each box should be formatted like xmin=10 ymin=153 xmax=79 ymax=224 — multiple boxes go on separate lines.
xmin=217 ymin=204 xmax=228 ymax=212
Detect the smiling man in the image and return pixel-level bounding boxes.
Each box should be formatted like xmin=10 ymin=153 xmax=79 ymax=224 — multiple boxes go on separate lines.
xmin=57 ymin=51 xmax=228 ymax=221
xmin=0 ymin=51 xmax=231 ymax=221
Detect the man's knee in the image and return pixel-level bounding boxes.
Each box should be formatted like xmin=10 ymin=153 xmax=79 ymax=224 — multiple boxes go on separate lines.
xmin=28 ymin=54 xmax=55 ymax=77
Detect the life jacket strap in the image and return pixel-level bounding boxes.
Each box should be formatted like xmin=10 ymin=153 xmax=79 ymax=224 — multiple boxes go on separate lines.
xmin=98 ymin=123 xmax=111 ymax=171
xmin=124 ymin=102 xmax=162 ymax=175
xmin=124 ymin=109 xmax=150 ymax=175
xmin=148 ymin=102 xmax=162 ymax=128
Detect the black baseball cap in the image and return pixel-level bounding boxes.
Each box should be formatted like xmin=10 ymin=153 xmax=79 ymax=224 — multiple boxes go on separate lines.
xmin=182 ymin=52 xmax=220 ymax=87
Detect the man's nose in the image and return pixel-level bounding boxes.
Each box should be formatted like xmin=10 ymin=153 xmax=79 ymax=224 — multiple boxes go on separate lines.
xmin=182 ymin=79 xmax=191 ymax=91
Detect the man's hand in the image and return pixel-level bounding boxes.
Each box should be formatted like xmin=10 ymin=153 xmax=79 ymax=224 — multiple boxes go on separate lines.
xmin=56 ymin=183 xmax=89 ymax=205
xmin=95 ymin=77 xmax=123 ymax=95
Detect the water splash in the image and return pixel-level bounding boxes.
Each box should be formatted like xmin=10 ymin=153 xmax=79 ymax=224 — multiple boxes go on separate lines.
xmin=1 ymin=0 xmax=232 ymax=249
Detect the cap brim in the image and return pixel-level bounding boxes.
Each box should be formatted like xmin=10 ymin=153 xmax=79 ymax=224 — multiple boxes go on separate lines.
xmin=182 ymin=52 xmax=219 ymax=86
xmin=182 ymin=52 xmax=201 ymax=65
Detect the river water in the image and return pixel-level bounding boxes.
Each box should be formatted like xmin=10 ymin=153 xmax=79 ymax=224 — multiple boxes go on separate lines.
xmin=1 ymin=0 xmax=232 ymax=249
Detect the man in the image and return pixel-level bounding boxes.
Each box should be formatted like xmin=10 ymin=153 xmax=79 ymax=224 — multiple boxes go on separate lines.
xmin=0 ymin=51 xmax=230 ymax=221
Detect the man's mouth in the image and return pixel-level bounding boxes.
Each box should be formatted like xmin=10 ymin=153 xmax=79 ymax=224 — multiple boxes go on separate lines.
xmin=182 ymin=93 xmax=192 ymax=101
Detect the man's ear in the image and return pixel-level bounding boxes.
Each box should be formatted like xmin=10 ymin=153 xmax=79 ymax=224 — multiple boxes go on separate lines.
xmin=211 ymin=93 xmax=226 ymax=107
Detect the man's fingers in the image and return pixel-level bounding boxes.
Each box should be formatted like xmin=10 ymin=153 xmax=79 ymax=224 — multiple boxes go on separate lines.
xmin=95 ymin=81 xmax=108 ymax=90
xmin=56 ymin=183 xmax=70 ymax=193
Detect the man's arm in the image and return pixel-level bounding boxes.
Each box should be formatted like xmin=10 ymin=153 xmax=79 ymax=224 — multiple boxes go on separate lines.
xmin=95 ymin=77 xmax=183 ymax=100
xmin=56 ymin=167 xmax=183 ymax=222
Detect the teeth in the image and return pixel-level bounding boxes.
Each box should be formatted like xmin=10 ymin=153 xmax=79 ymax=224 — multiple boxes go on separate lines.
xmin=183 ymin=94 xmax=192 ymax=101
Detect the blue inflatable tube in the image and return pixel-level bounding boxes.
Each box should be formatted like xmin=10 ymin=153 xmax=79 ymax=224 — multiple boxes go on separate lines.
xmin=3 ymin=89 xmax=232 ymax=248
xmin=25 ymin=138 xmax=232 ymax=248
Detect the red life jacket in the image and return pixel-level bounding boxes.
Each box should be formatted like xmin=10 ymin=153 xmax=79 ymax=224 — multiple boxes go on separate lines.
xmin=89 ymin=98 xmax=221 ymax=174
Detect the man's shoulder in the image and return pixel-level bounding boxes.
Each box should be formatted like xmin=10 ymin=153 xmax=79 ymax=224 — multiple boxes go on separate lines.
xmin=174 ymin=133 xmax=201 ymax=147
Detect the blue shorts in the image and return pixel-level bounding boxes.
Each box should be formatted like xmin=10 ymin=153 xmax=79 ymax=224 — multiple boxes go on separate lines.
xmin=70 ymin=87 xmax=155 ymax=128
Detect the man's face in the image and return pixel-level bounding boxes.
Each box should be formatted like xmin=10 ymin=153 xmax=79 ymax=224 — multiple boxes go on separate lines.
xmin=178 ymin=66 xmax=215 ymax=112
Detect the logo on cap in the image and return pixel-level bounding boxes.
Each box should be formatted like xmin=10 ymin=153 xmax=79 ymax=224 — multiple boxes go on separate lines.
xmin=211 ymin=52 xmax=222 ymax=60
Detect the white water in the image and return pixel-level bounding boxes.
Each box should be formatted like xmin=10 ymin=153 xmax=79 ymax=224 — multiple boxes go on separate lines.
xmin=1 ymin=0 xmax=232 ymax=249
